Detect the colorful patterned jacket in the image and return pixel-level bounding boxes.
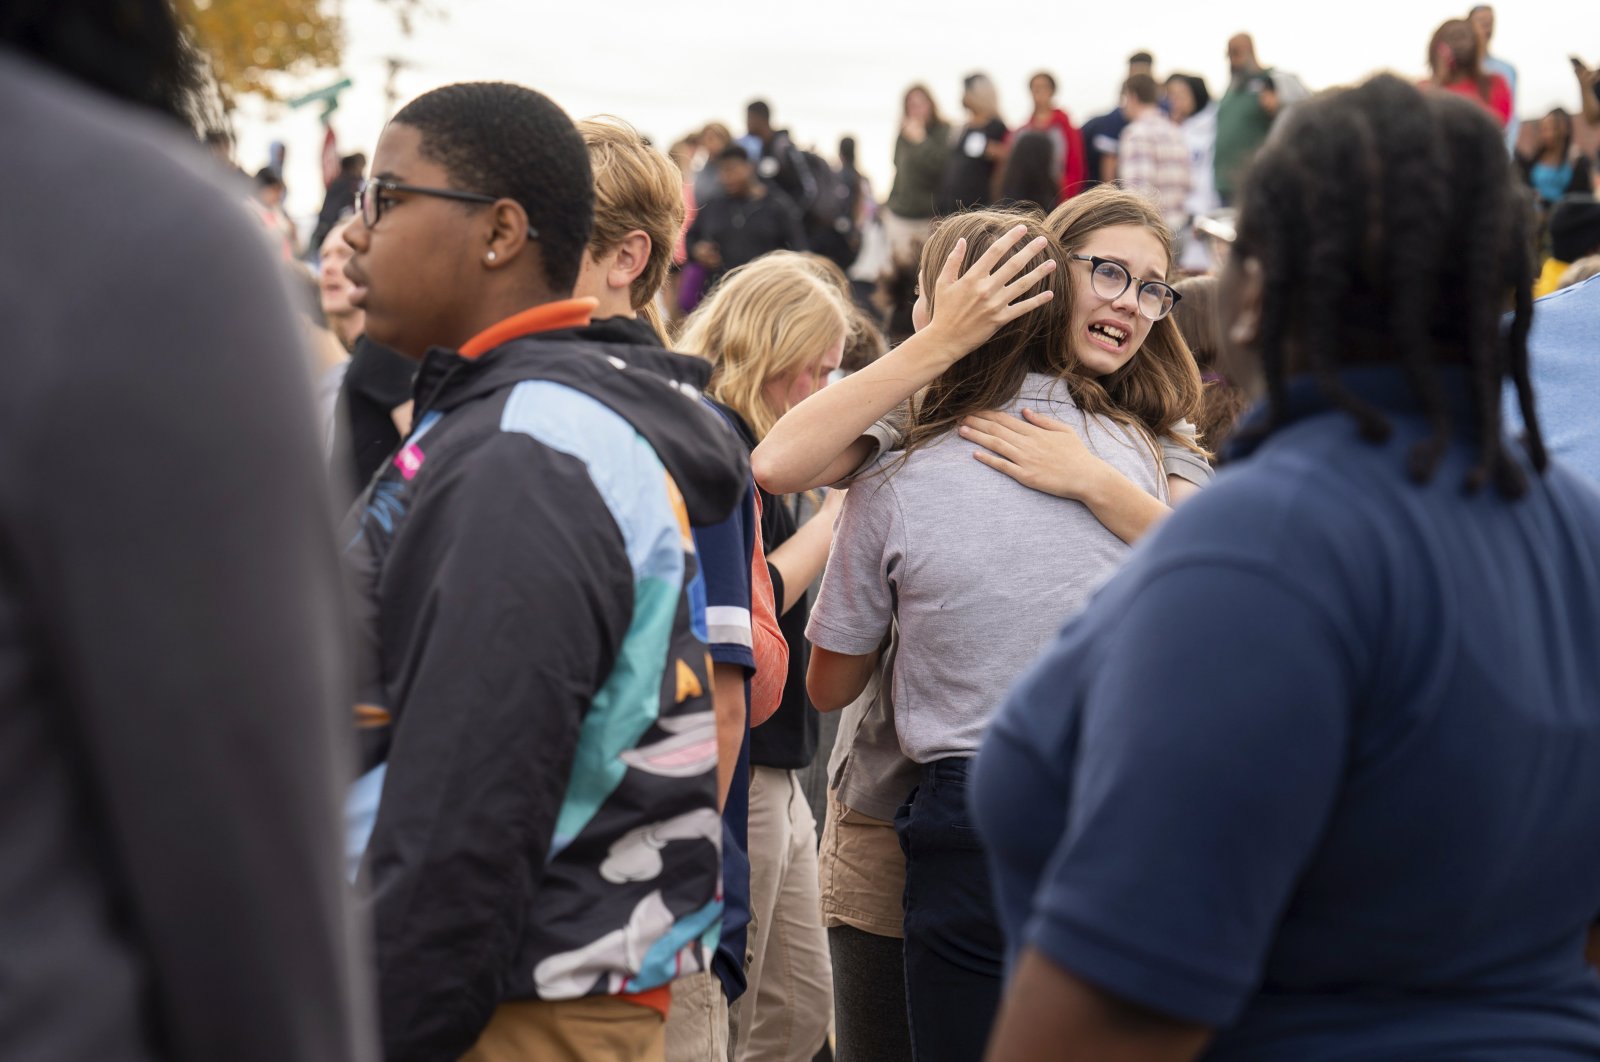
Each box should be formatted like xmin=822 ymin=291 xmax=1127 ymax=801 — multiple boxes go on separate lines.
xmin=341 ymin=304 xmax=749 ymax=1060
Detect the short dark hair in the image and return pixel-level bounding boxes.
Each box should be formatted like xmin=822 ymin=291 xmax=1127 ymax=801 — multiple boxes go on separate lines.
xmin=839 ymin=136 xmax=857 ymax=167
xmin=1 ymin=0 xmax=220 ymax=134
xmin=340 ymin=153 xmax=366 ymax=175
xmin=255 ymin=166 xmax=284 ymax=189
xmin=1030 ymin=71 xmax=1057 ymax=93
xmin=392 ymin=82 xmax=594 ymax=295
xmin=1166 ymin=72 xmax=1212 ymax=113
xmin=716 ymin=144 xmax=752 ymax=165
xmin=998 ymin=131 xmax=1058 ymax=211
xmin=1128 ymin=51 xmax=1155 ymax=67
xmin=1123 ymin=74 xmax=1159 ymax=105
xmin=1549 ymin=196 xmax=1600 ymax=262
xmin=747 ymin=99 xmax=771 ymax=122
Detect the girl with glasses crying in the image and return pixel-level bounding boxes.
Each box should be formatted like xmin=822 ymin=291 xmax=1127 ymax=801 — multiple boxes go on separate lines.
xmin=768 ymin=193 xmax=1208 ymax=1061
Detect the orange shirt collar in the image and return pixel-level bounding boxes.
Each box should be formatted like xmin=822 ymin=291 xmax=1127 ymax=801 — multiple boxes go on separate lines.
xmin=457 ymin=297 xmax=598 ymax=359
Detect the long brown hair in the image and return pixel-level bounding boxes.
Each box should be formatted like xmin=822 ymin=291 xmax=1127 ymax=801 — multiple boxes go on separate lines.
xmin=901 ymin=208 xmax=1071 ymax=457
xmin=1044 ymin=185 xmax=1207 ymax=458
xmin=903 ymin=83 xmax=945 ymax=128
xmin=1429 ymin=19 xmax=1491 ymax=102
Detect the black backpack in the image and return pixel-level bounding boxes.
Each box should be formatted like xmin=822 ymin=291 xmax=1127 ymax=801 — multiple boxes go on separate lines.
xmin=799 ymin=150 xmax=860 ymax=267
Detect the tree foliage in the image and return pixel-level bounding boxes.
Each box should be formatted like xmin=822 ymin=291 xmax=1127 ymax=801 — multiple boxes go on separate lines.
xmin=179 ymin=0 xmax=343 ymax=107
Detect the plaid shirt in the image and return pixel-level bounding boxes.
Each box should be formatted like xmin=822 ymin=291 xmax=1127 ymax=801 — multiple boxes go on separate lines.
xmin=1117 ymin=111 xmax=1192 ymax=228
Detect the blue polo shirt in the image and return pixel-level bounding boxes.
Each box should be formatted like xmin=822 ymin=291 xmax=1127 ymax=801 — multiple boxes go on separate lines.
xmin=974 ymin=366 xmax=1600 ymax=1060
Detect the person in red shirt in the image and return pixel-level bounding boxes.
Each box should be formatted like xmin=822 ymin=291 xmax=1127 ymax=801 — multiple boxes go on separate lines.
xmin=1425 ymin=18 xmax=1512 ymax=129
xmin=1017 ymin=72 xmax=1086 ymax=204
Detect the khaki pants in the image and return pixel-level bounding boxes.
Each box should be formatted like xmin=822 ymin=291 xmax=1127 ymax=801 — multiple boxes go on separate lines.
xmin=819 ymin=788 xmax=906 ymax=938
xmin=730 ymin=767 xmax=833 ymax=1062
xmin=461 ymin=996 xmax=665 ymax=1062
xmin=663 ymin=970 xmax=728 ymax=1062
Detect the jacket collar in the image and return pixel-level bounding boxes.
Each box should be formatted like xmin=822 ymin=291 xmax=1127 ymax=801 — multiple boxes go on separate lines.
xmin=574 ymin=314 xmax=666 ymax=350
xmin=458 ymin=298 xmax=597 ymax=358
xmin=404 ymin=320 xmax=747 ymax=529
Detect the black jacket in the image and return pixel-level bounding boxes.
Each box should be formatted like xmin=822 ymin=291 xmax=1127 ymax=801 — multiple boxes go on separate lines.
xmin=331 ymin=334 xmax=415 ymax=507
xmin=344 ymin=317 xmax=749 ymax=1060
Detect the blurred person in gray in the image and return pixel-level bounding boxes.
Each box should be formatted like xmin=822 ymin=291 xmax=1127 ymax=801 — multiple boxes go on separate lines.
xmin=0 ymin=2 xmax=376 ymax=1061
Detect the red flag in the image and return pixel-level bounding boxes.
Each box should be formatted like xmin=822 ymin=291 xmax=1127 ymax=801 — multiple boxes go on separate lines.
xmin=322 ymin=126 xmax=340 ymax=189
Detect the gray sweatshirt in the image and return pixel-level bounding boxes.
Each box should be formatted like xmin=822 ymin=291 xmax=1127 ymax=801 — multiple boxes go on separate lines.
xmin=0 ymin=51 xmax=374 ymax=1062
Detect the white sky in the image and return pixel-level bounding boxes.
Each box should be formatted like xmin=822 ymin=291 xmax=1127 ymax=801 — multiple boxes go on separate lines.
xmin=232 ymin=0 xmax=1600 ymax=225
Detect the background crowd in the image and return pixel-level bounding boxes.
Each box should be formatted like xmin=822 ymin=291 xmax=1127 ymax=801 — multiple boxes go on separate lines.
xmin=4 ymin=2 xmax=1600 ymax=1062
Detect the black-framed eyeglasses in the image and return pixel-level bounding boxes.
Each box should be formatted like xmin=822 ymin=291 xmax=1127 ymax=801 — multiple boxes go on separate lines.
xmin=356 ymin=178 xmax=539 ymax=240
xmin=1068 ymin=255 xmax=1181 ymax=321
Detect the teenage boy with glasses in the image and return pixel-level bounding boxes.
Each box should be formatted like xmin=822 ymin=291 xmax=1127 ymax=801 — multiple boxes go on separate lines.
xmin=339 ymin=82 xmax=749 ymax=1062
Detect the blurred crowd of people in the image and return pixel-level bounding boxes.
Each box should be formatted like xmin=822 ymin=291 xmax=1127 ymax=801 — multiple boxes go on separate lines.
xmin=5 ymin=2 xmax=1600 ymax=1062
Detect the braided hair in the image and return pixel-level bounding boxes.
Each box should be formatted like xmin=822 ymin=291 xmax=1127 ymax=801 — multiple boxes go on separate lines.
xmin=1232 ymin=73 xmax=1546 ymax=497
xmin=1 ymin=0 xmax=221 ymax=135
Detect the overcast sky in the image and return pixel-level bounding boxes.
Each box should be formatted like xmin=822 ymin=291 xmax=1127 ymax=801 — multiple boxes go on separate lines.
xmin=234 ymin=0 xmax=1600 ymax=223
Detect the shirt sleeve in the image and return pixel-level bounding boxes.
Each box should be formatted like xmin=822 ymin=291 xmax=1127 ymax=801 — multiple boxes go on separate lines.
xmin=806 ymin=475 xmax=900 ymax=655
xmin=1161 ymin=421 xmax=1215 ymax=488
xmin=831 ymin=414 xmax=907 ymax=489
xmin=693 ymin=488 xmax=757 ymax=673
xmin=365 ymin=435 xmax=635 ymax=1059
xmin=1016 ymin=560 xmax=1353 ymax=1026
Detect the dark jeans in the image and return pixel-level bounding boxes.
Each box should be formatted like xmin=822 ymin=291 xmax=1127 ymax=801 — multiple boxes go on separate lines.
xmin=895 ymin=758 xmax=1004 ymax=1062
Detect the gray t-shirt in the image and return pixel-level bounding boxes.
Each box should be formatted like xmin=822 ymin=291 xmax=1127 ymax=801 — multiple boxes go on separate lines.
xmin=826 ymin=628 xmax=920 ymax=821
xmin=809 ymin=373 xmax=1167 ymax=763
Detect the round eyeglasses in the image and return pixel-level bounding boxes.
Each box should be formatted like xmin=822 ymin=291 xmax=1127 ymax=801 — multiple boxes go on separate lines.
xmin=1068 ymin=255 xmax=1181 ymax=321
xmin=356 ymin=179 xmax=539 ymax=240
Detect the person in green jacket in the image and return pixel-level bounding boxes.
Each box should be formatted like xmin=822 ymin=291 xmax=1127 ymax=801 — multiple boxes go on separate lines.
xmin=1213 ymin=33 xmax=1282 ymax=206
xmin=884 ymin=84 xmax=950 ymax=274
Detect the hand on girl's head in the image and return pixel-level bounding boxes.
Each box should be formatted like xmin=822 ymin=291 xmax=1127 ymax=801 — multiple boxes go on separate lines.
xmin=919 ymin=225 xmax=1058 ymax=355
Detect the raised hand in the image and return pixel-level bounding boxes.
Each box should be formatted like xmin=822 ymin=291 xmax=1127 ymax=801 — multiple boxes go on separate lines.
xmin=924 ymin=225 xmax=1058 ymax=360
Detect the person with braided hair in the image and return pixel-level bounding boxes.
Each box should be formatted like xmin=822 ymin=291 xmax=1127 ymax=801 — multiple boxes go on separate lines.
xmin=973 ymin=73 xmax=1600 ymax=1061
